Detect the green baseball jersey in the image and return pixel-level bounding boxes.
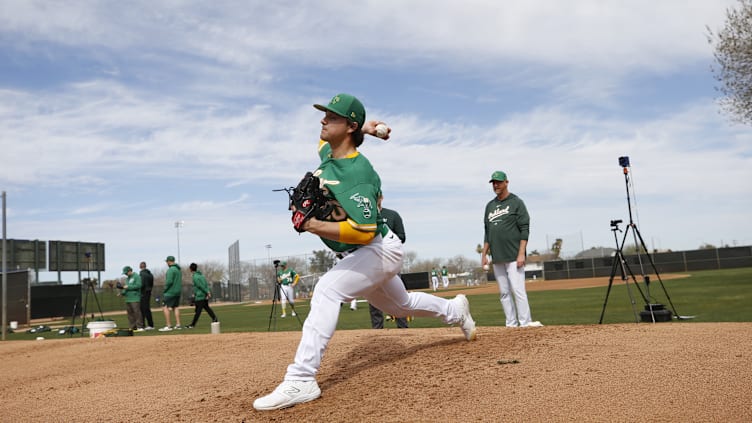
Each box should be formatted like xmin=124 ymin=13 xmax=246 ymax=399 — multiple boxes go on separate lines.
xmin=379 ymin=207 xmax=406 ymax=243
xmin=431 ymin=269 xmax=438 ymax=277
xmin=314 ymin=142 xmax=383 ymax=252
xmin=484 ymin=193 xmax=530 ymax=263
xmin=191 ymin=270 xmax=211 ymax=301
xmin=122 ymin=273 xmax=142 ymax=303
xmin=277 ymin=268 xmax=298 ymax=285
xmin=441 ymin=268 xmax=448 ymax=277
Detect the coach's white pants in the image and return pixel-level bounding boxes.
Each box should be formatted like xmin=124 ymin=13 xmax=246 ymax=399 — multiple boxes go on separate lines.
xmin=492 ymin=262 xmax=532 ymax=327
xmin=285 ymin=229 xmax=464 ymax=381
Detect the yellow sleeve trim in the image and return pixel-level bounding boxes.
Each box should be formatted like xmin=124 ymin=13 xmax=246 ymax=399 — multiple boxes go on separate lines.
xmin=338 ymin=220 xmax=376 ymax=244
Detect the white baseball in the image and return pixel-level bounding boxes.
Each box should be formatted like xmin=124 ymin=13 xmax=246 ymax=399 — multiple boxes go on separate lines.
xmin=483 ymin=264 xmax=489 ymax=271
xmin=375 ymin=123 xmax=388 ymax=139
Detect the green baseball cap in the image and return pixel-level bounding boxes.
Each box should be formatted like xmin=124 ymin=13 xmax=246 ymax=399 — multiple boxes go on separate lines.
xmin=165 ymin=255 xmax=175 ymax=262
xmin=122 ymin=266 xmax=132 ymax=275
xmin=489 ymin=171 xmax=508 ymax=182
xmin=280 ymin=261 xmax=287 ymax=266
xmin=314 ymin=93 xmax=366 ymax=129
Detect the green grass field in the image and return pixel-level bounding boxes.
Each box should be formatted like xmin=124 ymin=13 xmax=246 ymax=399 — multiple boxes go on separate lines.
xmin=7 ymin=268 xmax=751 ymax=340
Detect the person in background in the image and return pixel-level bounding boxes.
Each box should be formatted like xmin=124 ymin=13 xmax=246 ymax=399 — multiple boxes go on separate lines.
xmin=441 ymin=265 xmax=450 ymax=289
xmin=369 ymin=194 xmax=408 ymax=329
xmin=139 ymin=261 xmax=155 ymax=330
xmin=159 ymin=255 xmax=183 ymax=331
xmin=120 ymin=266 xmax=144 ymax=332
xmin=186 ymin=263 xmax=218 ymax=328
xmin=431 ymin=267 xmax=440 ymax=291
xmin=482 ymin=170 xmax=542 ymax=328
xmin=277 ymin=261 xmax=300 ymax=317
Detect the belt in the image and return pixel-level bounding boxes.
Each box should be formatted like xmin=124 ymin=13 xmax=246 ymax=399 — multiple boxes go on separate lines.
xmin=336 ymin=247 xmax=359 ymax=260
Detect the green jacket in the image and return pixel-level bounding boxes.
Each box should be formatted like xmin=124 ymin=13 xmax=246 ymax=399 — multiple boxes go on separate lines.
xmin=164 ymin=264 xmax=182 ymax=297
xmin=484 ymin=193 xmax=530 ymax=263
xmin=122 ymin=273 xmax=142 ymax=303
xmin=191 ymin=271 xmax=211 ymax=301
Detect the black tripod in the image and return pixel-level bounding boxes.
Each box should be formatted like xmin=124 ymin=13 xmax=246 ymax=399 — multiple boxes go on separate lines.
xmin=599 ymin=157 xmax=681 ymax=324
xmin=267 ymin=260 xmax=302 ymax=331
xmin=79 ymin=277 xmax=105 ymax=336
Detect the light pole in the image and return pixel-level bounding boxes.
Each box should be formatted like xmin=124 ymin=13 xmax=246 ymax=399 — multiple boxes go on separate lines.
xmin=175 ymin=220 xmax=185 ymax=263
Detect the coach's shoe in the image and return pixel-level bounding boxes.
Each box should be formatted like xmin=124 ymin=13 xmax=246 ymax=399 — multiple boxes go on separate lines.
xmin=451 ymin=294 xmax=477 ymax=341
xmin=253 ymin=380 xmax=321 ymax=411
xmin=291 ymin=311 xmax=297 ymax=317
xmin=524 ymin=321 xmax=544 ymax=328
xmin=280 ymin=313 xmax=287 ymax=318
xmin=158 ymin=326 xmax=173 ymax=332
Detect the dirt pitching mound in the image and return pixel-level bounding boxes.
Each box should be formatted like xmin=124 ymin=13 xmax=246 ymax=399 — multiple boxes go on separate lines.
xmin=1 ymin=321 xmax=750 ymax=422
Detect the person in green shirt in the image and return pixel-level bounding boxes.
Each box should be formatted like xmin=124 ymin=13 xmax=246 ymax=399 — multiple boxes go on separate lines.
xmin=276 ymin=261 xmax=299 ymax=318
xmin=159 ymin=255 xmax=183 ymax=331
xmin=481 ymin=170 xmax=542 ymax=328
xmin=120 ymin=266 xmax=144 ymax=331
xmin=187 ymin=263 xmax=217 ymax=328
xmin=254 ymin=93 xmax=476 ymax=412
xmin=441 ymin=266 xmax=450 ymax=289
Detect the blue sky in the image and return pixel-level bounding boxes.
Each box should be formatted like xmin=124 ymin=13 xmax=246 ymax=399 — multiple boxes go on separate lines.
xmin=1 ymin=1 xmax=750 ymax=283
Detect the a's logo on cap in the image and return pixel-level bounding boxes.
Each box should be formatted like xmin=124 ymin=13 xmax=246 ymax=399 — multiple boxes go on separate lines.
xmin=331 ymin=96 xmax=340 ymax=104
xmin=350 ymin=112 xmax=356 ymax=119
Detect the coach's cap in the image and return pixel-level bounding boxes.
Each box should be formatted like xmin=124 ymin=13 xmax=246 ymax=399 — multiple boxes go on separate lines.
xmin=165 ymin=255 xmax=176 ymax=262
xmin=280 ymin=261 xmax=287 ymax=266
xmin=489 ymin=171 xmax=508 ymax=182
xmin=122 ymin=266 xmax=132 ymax=275
xmin=314 ymin=93 xmax=366 ymax=129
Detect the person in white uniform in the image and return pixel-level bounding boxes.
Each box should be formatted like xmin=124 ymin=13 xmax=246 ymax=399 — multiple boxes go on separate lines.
xmin=253 ymin=93 xmax=477 ymax=411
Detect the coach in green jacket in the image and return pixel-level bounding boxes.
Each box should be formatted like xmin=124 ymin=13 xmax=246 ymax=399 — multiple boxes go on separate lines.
xmin=159 ymin=256 xmax=183 ymax=331
xmin=481 ymin=170 xmax=542 ymax=328
xmin=121 ymin=266 xmax=144 ymax=331
xmin=187 ymin=263 xmax=218 ymax=328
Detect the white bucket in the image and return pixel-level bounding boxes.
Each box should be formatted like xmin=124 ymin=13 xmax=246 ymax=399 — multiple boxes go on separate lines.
xmin=210 ymin=321 xmax=221 ymax=334
xmin=87 ymin=320 xmax=117 ymax=338
xmin=9 ymin=321 xmax=18 ymax=330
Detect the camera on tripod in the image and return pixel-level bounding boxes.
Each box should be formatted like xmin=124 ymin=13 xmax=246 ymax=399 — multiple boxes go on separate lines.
xmin=610 ymin=219 xmax=622 ymax=229
xmin=273 ymin=259 xmax=281 ymax=268
xmin=618 ymin=156 xmax=630 ymax=168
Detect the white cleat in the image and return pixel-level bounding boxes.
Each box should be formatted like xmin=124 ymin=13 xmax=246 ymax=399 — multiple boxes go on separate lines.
xmin=524 ymin=321 xmax=544 ymax=328
xmin=452 ymin=294 xmax=477 ymax=341
xmin=253 ymin=380 xmax=321 ymax=411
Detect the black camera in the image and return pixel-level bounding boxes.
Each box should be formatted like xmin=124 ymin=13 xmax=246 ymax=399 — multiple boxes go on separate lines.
xmin=618 ymin=156 xmax=630 ymax=168
xmin=273 ymin=259 xmax=280 ymax=267
xmin=610 ymin=219 xmax=623 ymax=227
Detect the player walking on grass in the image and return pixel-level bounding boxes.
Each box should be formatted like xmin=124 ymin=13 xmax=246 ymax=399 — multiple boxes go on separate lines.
xmin=186 ymin=263 xmax=218 ymax=328
xmin=253 ymin=93 xmax=477 ymax=411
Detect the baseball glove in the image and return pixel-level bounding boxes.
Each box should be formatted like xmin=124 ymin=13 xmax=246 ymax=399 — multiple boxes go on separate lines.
xmin=289 ymin=172 xmax=332 ymax=232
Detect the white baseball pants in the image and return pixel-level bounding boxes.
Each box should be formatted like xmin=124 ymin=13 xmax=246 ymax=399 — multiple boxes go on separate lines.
xmin=284 ymin=229 xmax=464 ymax=381
xmin=492 ymin=262 xmax=532 ymax=327
xmin=280 ymin=284 xmax=294 ymax=304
